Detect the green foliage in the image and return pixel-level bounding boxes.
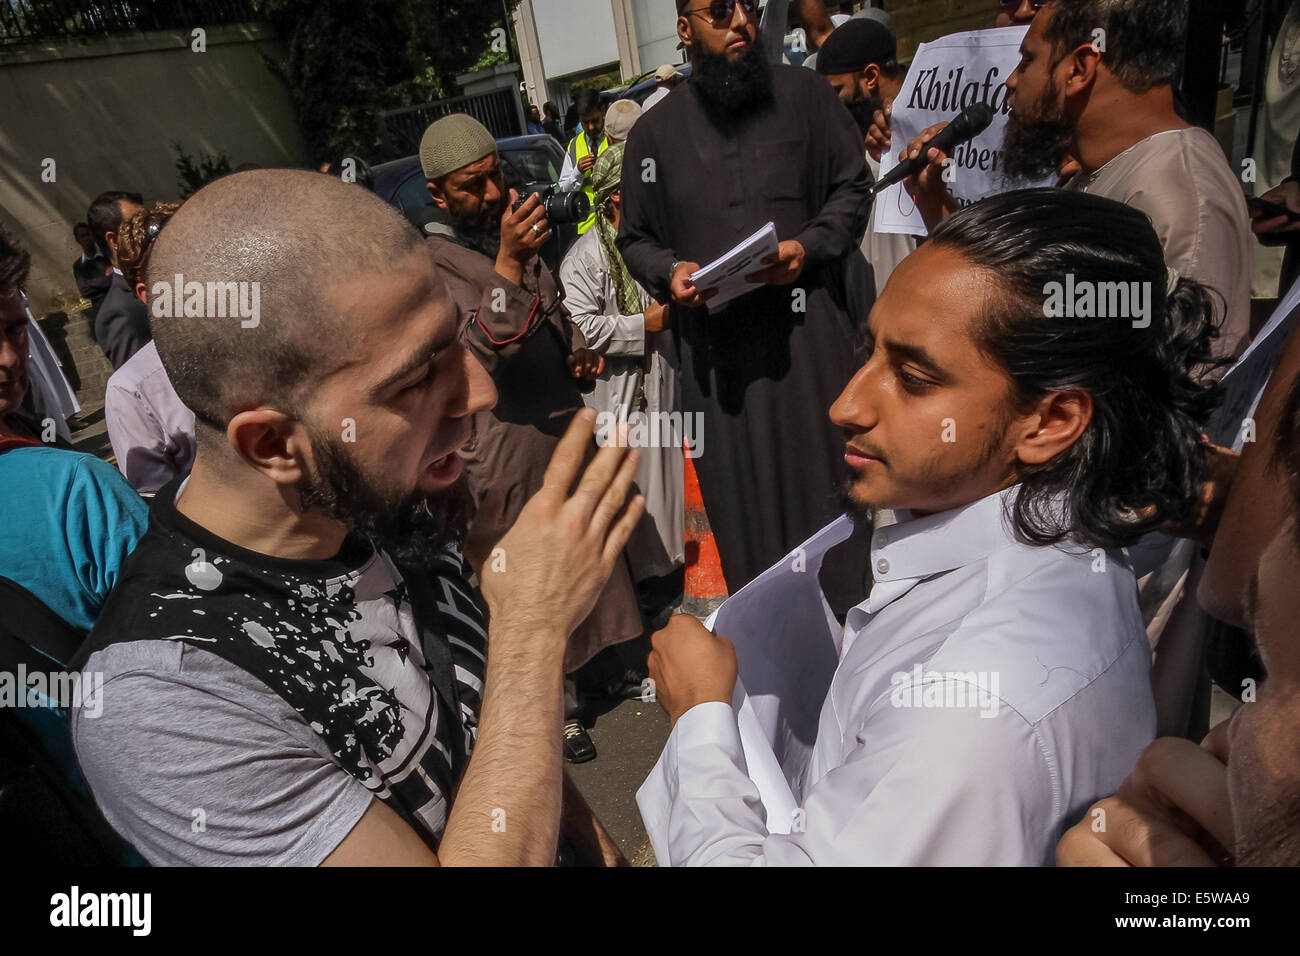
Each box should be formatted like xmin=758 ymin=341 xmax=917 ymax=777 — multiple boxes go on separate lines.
xmin=467 ymin=42 xmax=510 ymax=73
xmin=581 ymin=68 xmax=622 ymax=94
xmin=253 ymin=0 xmax=514 ymax=162
xmin=172 ymin=142 xmax=233 ymax=198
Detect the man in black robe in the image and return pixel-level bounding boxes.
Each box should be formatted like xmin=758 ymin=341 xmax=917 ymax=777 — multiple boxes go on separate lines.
xmin=617 ymin=0 xmax=874 ymax=594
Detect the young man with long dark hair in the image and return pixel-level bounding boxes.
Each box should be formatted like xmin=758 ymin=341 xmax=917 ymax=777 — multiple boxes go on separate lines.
xmin=642 ymin=189 xmax=1222 ymax=865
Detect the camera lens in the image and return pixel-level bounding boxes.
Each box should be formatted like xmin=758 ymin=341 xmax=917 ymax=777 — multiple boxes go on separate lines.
xmin=549 ymin=191 xmax=589 ymax=224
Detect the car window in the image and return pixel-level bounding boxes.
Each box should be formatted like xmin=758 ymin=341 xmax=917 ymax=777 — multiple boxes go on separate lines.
xmin=395 ymin=170 xmax=435 ymax=217
xmin=500 ymin=147 xmax=560 ymax=188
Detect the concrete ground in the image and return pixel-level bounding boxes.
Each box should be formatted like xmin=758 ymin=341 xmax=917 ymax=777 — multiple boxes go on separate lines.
xmin=69 ymin=400 xmax=112 ymax=461
xmin=566 ymin=697 xmax=670 ymax=866
xmin=566 ymin=594 xmax=722 ymax=866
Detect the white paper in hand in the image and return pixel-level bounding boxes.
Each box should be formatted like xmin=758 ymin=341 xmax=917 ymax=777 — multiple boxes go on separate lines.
xmin=1208 ymin=278 xmax=1300 ymax=451
xmin=688 ymin=221 xmax=780 ymax=314
xmin=636 ymin=516 xmax=854 ymax=865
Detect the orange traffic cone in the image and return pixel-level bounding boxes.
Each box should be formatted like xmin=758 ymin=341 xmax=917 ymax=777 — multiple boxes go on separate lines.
xmin=683 ymin=448 xmax=728 ymax=601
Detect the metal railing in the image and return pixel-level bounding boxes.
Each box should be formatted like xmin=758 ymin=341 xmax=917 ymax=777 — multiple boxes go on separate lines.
xmin=375 ymin=87 xmax=525 ymax=162
xmin=0 ymin=0 xmax=259 ymax=46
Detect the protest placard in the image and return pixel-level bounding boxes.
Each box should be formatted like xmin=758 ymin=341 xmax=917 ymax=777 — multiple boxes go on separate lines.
xmin=875 ymin=25 xmax=1052 ymax=236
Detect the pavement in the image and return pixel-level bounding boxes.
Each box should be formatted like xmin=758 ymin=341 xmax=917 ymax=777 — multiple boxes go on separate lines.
xmin=69 ymin=400 xmax=112 ymax=461
xmin=566 ymin=697 xmax=670 ymax=866
xmin=566 ymin=594 xmax=723 ymax=866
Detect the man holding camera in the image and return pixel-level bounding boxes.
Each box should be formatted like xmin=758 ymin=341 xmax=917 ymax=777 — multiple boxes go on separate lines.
xmin=421 ymin=114 xmax=645 ymax=763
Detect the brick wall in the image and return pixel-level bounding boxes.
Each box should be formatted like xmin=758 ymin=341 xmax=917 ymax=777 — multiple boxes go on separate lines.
xmin=880 ymin=0 xmax=998 ymax=61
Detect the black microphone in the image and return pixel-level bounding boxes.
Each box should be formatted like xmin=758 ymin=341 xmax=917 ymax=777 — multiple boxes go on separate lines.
xmin=869 ymin=102 xmax=996 ymax=196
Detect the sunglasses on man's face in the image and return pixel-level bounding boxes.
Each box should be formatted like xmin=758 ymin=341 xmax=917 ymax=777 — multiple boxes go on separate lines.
xmin=686 ymin=0 xmax=759 ymax=25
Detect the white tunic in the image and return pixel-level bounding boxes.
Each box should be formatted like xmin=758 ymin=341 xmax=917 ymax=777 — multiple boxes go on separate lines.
xmin=639 ymin=488 xmax=1156 ymax=865
xmin=559 ymin=228 xmax=684 ymax=578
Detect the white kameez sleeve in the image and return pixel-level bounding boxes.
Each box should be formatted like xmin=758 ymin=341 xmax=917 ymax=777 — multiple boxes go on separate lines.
xmin=558 ymin=246 xmax=646 ymax=358
xmin=651 ymin=684 xmax=1056 ymax=866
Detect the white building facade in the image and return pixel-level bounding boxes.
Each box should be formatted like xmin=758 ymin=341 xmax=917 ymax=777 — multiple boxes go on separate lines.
xmin=513 ymin=0 xmax=684 ymax=113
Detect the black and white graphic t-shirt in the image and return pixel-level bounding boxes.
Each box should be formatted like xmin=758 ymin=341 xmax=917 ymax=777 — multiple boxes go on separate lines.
xmin=71 ymin=482 xmax=488 ymax=865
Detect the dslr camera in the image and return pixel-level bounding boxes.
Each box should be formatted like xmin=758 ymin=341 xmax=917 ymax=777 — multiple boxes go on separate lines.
xmin=512 ymin=182 xmax=590 ymax=225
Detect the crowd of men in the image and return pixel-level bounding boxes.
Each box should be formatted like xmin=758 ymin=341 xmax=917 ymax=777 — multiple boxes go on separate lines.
xmin=3 ymin=0 xmax=1300 ymax=867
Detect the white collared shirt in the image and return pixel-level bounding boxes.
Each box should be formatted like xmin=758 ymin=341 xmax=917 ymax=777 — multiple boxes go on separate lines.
xmin=640 ymin=487 xmax=1155 ymax=865
xmin=105 ymin=341 xmax=197 ymax=494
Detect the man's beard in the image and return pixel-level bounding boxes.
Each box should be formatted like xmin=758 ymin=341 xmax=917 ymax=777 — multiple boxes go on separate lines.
xmin=1235 ymin=797 xmax=1300 ymax=866
xmin=845 ymin=88 xmax=884 ymax=140
xmin=836 ymin=480 xmax=878 ymax=529
xmin=834 ymin=413 xmax=1013 ymax=526
xmin=445 ymin=195 xmax=505 ymax=257
xmin=691 ymin=43 xmax=775 ymax=132
xmin=296 ymin=425 xmax=468 ymax=571
xmin=1001 ymin=78 xmax=1075 ymax=182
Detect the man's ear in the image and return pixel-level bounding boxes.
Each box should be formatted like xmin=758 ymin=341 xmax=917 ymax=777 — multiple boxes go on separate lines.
xmin=226 ymin=407 xmax=312 ymax=486
xmin=105 ymin=230 xmax=120 ymax=260
xmin=1062 ymin=42 xmax=1102 ymax=98
xmin=1015 ymin=388 xmax=1093 ymax=467
xmin=427 ymin=178 xmax=449 ymax=211
xmin=863 ymin=64 xmax=880 ymax=96
xmin=134 ymin=282 xmax=147 ymax=306
xmin=677 ymin=14 xmax=692 ymax=48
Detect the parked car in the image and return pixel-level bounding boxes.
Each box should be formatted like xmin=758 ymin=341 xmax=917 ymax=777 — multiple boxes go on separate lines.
xmin=371 ymin=133 xmax=580 ymax=275
xmin=608 ymin=64 xmax=692 ymax=106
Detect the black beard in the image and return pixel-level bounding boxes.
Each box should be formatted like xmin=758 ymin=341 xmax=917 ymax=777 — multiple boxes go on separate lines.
xmin=690 ymin=44 xmax=775 ymax=132
xmin=1001 ymin=80 xmax=1075 ymax=182
xmin=445 ymin=197 xmax=505 ymax=257
xmin=835 ymin=479 xmax=878 ymax=529
xmin=297 ymin=425 xmax=468 ymax=571
xmin=845 ymin=89 xmax=884 ymax=139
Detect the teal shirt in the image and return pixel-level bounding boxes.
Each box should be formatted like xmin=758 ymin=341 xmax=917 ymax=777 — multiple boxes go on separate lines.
xmin=0 ymin=446 xmax=148 ymax=633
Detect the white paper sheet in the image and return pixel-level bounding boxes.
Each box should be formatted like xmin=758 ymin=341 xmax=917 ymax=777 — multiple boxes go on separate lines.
xmin=1208 ymin=277 xmax=1300 ymax=450
xmin=637 ymin=516 xmax=855 ymax=865
xmin=688 ymin=221 xmax=780 ymax=314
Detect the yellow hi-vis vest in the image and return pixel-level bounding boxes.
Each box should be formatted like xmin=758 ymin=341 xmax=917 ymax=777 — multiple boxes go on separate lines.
xmin=568 ymin=131 xmax=608 ymax=235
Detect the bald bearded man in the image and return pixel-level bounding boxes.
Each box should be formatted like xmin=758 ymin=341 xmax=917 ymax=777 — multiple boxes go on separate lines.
xmin=69 ymin=170 xmax=645 ymax=866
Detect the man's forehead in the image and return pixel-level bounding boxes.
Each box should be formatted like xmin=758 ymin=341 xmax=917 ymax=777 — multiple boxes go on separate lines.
xmin=875 ymin=247 xmax=989 ymax=342
xmin=447 ymin=153 xmax=499 ymax=184
xmin=321 ymin=253 xmax=450 ymax=377
xmin=1024 ymin=6 xmax=1052 ymax=48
